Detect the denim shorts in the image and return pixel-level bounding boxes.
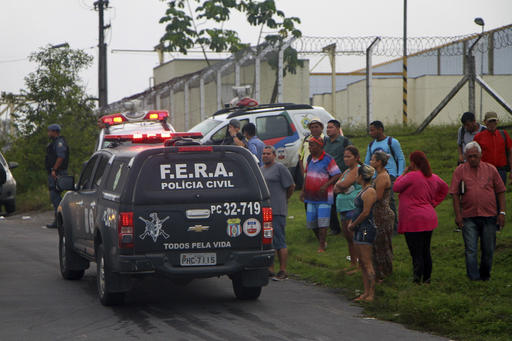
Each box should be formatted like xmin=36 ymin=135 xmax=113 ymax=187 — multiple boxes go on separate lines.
xmin=272 ymin=215 xmax=287 ymax=250
xmin=354 ymin=225 xmax=377 ymax=245
xmin=339 ymin=209 xmax=358 ymax=221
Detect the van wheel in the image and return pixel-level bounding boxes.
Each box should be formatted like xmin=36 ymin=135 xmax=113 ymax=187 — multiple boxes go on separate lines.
xmin=5 ymin=199 xmax=15 ymax=214
xmin=232 ymin=278 xmax=262 ymax=300
xmin=96 ymin=244 xmax=125 ymax=306
xmin=59 ymin=230 xmax=85 ymax=280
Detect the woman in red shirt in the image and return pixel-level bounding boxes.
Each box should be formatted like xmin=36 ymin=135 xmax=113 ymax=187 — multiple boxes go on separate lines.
xmin=393 ymin=151 xmax=449 ymax=284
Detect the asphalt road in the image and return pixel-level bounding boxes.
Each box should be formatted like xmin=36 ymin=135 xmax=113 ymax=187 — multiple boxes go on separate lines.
xmin=0 ymin=211 xmax=448 ymax=341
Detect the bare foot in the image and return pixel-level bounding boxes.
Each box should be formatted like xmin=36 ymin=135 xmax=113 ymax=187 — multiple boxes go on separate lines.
xmin=363 ymin=296 xmax=374 ymax=302
xmin=345 ymin=268 xmax=360 ymax=275
xmin=353 ymin=294 xmax=368 ymax=302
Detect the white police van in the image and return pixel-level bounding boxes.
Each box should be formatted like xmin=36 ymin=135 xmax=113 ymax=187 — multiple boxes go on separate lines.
xmin=188 ymin=103 xmax=335 ymax=182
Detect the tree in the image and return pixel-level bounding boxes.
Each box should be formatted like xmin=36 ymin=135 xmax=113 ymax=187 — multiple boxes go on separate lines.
xmin=159 ymin=0 xmax=302 ymax=103
xmin=4 ymin=45 xmax=98 ymax=193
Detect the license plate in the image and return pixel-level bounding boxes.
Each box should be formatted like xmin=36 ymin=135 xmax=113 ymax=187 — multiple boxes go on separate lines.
xmin=180 ymin=253 xmax=217 ymax=266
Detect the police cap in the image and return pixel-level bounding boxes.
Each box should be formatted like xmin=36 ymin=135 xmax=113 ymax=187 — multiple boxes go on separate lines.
xmin=47 ymin=124 xmax=61 ymax=132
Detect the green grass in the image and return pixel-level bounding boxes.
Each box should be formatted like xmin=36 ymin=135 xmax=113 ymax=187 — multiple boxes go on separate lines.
xmin=14 ymin=185 xmax=52 ymax=213
xmin=285 ymin=125 xmax=512 ymax=341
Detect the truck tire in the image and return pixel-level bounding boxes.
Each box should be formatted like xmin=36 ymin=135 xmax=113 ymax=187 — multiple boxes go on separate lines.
xmin=96 ymin=244 xmax=125 ymax=306
xmin=5 ymin=199 xmax=15 ymax=215
xmin=59 ymin=230 xmax=85 ymax=280
xmin=232 ymin=277 xmax=262 ymax=300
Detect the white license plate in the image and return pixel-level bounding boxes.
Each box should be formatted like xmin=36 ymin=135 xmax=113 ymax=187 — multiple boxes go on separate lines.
xmin=180 ymin=253 xmax=217 ymax=266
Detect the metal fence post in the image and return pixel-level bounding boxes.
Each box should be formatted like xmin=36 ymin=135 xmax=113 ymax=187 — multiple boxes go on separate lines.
xmin=366 ymin=37 xmax=381 ymax=130
xmin=217 ymin=70 xmax=222 ymax=110
xmin=184 ymin=81 xmax=190 ymax=130
xmin=200 ymin=77 xmax=205 ymax=121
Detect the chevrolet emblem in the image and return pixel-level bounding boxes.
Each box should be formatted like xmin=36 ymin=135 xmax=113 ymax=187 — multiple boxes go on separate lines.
xmin=187 ymin=225 xmax=210 ymax=232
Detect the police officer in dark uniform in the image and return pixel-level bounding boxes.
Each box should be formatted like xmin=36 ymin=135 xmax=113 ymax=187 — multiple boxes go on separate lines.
xmin=45 ymin=124 xmax=69 ymax=228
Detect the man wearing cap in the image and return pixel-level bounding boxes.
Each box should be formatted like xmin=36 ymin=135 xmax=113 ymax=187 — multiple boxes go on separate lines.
xmin=300 ymin=136 xmax=341 ymax=252
xmin=45 ymin=124 xmax=69 ymax=228
xmin=221 ymin=119 xmax=247 ymax=147
xmin=298 ymin=118 xmax=325 ymax=181
xmin=474 ymin=112 xmax=512 ymax=185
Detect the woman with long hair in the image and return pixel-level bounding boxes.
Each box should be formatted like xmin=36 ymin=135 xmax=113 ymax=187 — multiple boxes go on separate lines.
xmin=393 ymin=151 xmax=448 ymax=284
xmin=369 ymin=151 xmax=395 ymax=281
xmin=335 ymin=146 xmax=362 ymax=271
xmin=348 ymin=165 xmax=378 ymax=302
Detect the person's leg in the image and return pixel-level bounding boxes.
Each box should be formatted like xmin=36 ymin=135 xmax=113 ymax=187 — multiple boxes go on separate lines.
xmin=389 ymin=175 xmax=398 ymax=232
xmin=461 ymin=218 xmax=481 ymax=280
xmin=479 ymin=217 xmax=497 ymax=280
xmin=329 ymin=193 xmax=341 ymax=235
xmin=358 ymin=243 xmax=375 ymax=301
xmin=278 ymin=248 xmax=288 ymax=273
xmin=353 ymin=244 xmax=369 ymax=300
xmin=404 ymin=232 xmax=423 ymax=283
xmin=422 ymin=231 xmax=433 ymax=283
xmin=341 ymin=212 xmax=357 ymax=267
xmin=47 ymin=174 xmax=60 ymax=227
xmin=317 ymin=204 xmax=331 ymax=251
xmin=306 ymin=203 xmax=320 ymax=241
xmin=497 ymin=168 xmax=507 ymax=187
xmin=274 ymin=216 xmax=288 ymax=276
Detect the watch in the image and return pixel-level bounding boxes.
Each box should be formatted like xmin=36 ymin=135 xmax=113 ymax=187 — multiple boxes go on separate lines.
xmin=499 ymin=211 xmax=506 ymax=216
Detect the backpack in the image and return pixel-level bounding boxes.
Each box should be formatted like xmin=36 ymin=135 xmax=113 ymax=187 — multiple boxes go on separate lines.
xmin=499 ymin=130 xmax=510 ymax=171
xmin=369 ymin=136 xmax=399 ymax=170
xmin=458 ymin=125 xmax=486 ymax=147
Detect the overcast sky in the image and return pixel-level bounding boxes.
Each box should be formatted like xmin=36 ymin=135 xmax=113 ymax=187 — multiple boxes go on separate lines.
xmin=1 ymin=0 xmax=511 ymax=104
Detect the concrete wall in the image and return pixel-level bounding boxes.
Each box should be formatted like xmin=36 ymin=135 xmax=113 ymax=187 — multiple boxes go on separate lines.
xmin=153 ymin=59 xmax=224 ymax=85
xmin=313 ymin=75 xmax=512 ymax=128
xmin=153 ymin=59 xmax=310 ymax=131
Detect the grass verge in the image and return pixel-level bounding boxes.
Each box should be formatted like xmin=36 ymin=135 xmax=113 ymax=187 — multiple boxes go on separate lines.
xmin=285 ymin=125 xmax=512 ymax=341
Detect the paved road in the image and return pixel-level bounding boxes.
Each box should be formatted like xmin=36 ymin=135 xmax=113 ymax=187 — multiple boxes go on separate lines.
xmin=0 ymin=211 xmax=447 ymax=341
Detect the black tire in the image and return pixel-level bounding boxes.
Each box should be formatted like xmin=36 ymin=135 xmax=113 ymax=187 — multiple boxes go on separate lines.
xmin=232 ymin=277 xmax=262 ymax=300
xmin=5 ymin=199 xmax=15 ymax=214
xmin=96 ymin=244 xmax=125 ymax=306
xmin=59 ymin=230 xmax=85 ymax=280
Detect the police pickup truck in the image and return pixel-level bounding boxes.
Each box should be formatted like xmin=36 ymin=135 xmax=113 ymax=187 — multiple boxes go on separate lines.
xmin=56 ymin=137 xmax=274 ymax=306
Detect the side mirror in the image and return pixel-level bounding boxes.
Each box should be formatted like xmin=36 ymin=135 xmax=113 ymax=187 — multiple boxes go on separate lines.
xmin=56 ymin=175 xmax=75 ymax=191
xmin=8 ymin=162 xmax=18 ymax=170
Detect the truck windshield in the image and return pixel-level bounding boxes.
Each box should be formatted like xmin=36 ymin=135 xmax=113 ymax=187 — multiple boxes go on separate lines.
xmin=188 ymin=119 xmax=222 ymax=136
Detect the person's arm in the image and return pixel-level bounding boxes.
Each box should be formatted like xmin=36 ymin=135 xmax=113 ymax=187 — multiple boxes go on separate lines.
xmin=392 ymin=171 xmax=412 ymax=193
xmin=286 ymin=184 xmax=296 ymax=199
xmin=392 ymin=139 xmax=406 ymax=176
xmin=348 ymin=188 xmax=377 ymax=230
xmin=457 ymin=145 xmax=464 ymax=163
xmin=432 ymin=175 xmax=449 ymax=207
xmin=335 ymin=168 xmax=357 ymax=192
xmin=364 ymin=145 xmax=371 ymax=164
xmin=374 ymin=174 xmax=388 ymax=201
xmin=497 ymin=191 xmax=506 ymax=229
xmin=452 ymin=194 xmax=463 ymax=228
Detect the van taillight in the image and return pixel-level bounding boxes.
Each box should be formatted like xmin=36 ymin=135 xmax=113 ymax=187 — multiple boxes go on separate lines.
xmin=118 ymin=212 xmax=134 ymax=248
xmin=262 ymin=207 xmax=273 ymax=245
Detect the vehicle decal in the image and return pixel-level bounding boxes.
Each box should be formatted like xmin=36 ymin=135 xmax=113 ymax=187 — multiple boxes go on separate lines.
xmin=243 ymin=218 xmax=261 ymax=237
xmin=226 ymin=218 xmax=241 ymax=237
xmin=160 ymin=162 xmax=235 ymax=190
xmin=103 ymin=207 xmax=117 ymax=228
xmin=139 ymin=212 xmax=170 ymax=242
xmin=211 ymin=202 xmax=261 ymax=216
xmin=164 ymin=241 xmax=232 ymax=250
xmin=187 ymin=224 xmax=210 ymax=232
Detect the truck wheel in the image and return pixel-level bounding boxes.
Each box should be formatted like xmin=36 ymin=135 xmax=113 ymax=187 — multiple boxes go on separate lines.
xmin=5 ymin=199 xmax=15 ymax=214
xmin=96 ymin=244 xmax=125 ymax=306
xmin=59 ymin=231 xmax=85 ymax=280
xmin=232 ymin=278 xmax=262 ymax=300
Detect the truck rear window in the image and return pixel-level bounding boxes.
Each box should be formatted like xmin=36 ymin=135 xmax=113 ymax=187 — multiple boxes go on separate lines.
xmin=132 ymin=151 xmax=265 ymax=204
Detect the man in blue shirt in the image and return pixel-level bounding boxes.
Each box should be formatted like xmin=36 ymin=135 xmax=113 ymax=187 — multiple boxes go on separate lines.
xmin=364 ymin=120 xmax=405 ymax=231
xmin=242 ymin=123 xmax=265 ymax=166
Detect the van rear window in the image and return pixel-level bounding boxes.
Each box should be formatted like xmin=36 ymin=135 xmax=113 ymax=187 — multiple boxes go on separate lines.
xmin=133 ymin=151 xmax=264 ymax=204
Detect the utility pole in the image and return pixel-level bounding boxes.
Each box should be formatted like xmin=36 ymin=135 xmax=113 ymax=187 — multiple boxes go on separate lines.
xmin=95 ymin=0 xmax=109 ymax=111
xmin=402 ymin=0 xmax=408 ymax=126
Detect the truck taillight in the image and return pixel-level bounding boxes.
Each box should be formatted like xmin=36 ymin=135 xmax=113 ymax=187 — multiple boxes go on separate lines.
xmin=118 ymin=212 xmax=134 ymax=249
xmin=262 ymin=207 xmax=273 ymax=245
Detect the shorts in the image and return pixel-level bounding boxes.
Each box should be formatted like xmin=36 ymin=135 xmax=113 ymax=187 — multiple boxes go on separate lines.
xmin=306 ymin=203 xmax=331 ymax=229
xmin=353 ymin=225 xmax=377 ymax=245
xmin=272 ymin=215 xmax=287 ymax=250
xmin=339 ymin=209 xmax=358 ymax=221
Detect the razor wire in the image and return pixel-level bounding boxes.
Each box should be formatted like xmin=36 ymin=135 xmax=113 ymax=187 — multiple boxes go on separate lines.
xmin=294 ymin=25 xmax=512 ymax=56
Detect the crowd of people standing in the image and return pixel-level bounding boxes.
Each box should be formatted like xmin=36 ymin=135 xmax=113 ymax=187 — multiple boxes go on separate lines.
xmin=226 ymin=112 xmax=507 ymax=299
